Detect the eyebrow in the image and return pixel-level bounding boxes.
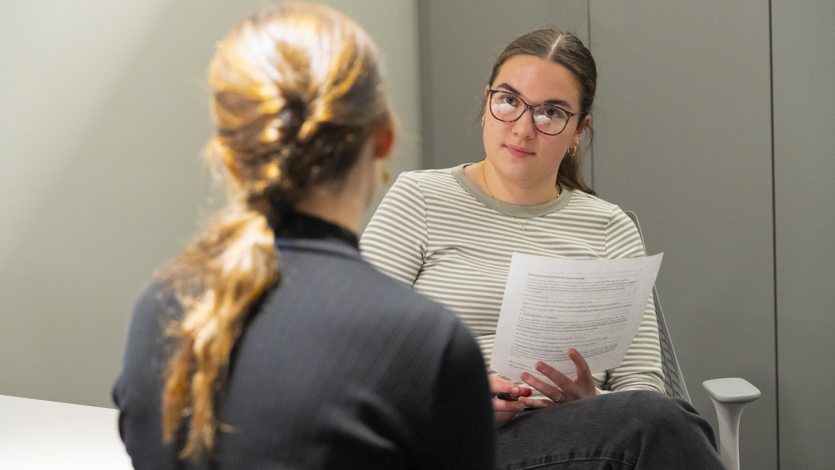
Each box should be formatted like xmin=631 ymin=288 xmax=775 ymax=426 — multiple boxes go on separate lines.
xmin=495 ymin=83 xmax=573 ymax=110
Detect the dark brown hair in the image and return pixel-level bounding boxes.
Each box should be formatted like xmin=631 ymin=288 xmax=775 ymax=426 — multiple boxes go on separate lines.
xmin=158 ymin=2 xmax=392 ymax=459
xmin=483 ymin=28 xmax=597 ymax=195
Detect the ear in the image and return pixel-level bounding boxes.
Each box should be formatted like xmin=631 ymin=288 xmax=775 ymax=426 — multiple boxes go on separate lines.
xmin=574 ymin=115 xmax=592 ymax=139
xmin=372 ymin=125 xmax=395 ymax=159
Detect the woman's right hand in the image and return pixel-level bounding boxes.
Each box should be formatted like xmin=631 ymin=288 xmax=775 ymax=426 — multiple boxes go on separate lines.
xmin=518 ymin=348 xmax=600 ymax=408
xmin=490 ymin=375 xmax=530 ymax=427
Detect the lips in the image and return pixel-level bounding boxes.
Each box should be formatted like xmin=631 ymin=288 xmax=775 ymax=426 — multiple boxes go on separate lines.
xmin=505 ymin=144 xmax=533 ymax=158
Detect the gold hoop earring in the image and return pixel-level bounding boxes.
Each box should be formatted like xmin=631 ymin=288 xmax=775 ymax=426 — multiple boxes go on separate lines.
xmin=382 ymin=161 xmax=390 ymax=184
xmin=567 ymin=142 xmax=578 ymax=157
xmin=481 ymin=115 xmax=485 ymax=128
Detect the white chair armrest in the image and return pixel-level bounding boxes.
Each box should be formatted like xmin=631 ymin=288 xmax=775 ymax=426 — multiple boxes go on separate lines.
xmin=702 ymin=378 xmax=761 ymax=470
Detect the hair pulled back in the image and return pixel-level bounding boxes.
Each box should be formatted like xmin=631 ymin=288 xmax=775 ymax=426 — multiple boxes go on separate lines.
xmin=158 ymin=2 xmax=392 ymax=459
xmin=484 ymin=28 xmax=597 ymax=195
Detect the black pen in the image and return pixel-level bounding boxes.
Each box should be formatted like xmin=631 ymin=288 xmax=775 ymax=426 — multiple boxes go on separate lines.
xmin=490 ymin=392 xmax=519 ymax=401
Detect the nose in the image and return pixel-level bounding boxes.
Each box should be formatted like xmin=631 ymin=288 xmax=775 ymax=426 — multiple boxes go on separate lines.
xmin=511 ymin=106 xmax=537 ymax=138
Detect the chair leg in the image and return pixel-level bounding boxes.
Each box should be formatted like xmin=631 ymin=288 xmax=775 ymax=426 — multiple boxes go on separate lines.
xmin=709 ymin=400 xmax=748 ymax=470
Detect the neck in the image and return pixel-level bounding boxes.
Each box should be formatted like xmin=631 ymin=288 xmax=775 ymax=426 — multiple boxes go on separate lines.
xmin=295 ymin=183 xmax=364 ymax=234
xmin=293 ymin=150 xmax=377 ymax=234
xmin=471 ymin=160 xmax=559 ymax=206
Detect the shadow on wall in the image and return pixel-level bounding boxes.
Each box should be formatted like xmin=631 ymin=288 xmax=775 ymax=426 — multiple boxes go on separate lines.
xmin=0 ymin=0 xmax=423 ymax=409
xmin=0 ymin=0 xmax=264 ymax=407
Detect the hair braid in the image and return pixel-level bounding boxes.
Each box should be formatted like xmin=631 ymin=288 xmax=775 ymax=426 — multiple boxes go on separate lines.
xmin=161 ymin=204 xmax=276 ymax=457
xmin=157 ymin=2 xmax=392 ymax=461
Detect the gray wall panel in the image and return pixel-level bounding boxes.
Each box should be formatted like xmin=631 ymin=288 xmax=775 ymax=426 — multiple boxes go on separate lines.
xmin=0 ymin=0 xmax=423 ymax=408
xmin=773 ymin=1 xmax=835 ymax=467
xmin=419 ymin=0 xmax=589 ymax=177
xmin=589 ymin=2 xmax=777 ymax=468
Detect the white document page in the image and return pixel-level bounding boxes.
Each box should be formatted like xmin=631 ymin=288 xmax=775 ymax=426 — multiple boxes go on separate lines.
xmin=490 ymin=252 xmax=663 ymax=384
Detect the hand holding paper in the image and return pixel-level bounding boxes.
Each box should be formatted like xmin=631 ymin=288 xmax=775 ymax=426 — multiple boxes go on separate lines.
xmin=518 ymin=350 xmax=599 ymax=407
xmin=490 ymin=253 xmax=663 ymax=387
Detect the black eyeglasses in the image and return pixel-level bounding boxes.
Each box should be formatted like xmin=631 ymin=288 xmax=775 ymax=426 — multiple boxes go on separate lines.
xmin=488 ymin=89 xmax=577 ymax=136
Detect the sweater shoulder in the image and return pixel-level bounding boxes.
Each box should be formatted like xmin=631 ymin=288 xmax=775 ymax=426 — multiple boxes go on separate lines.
xmin=564 ymin=190 xmax=622 ymax=215
xmin=395 ymin=168 xmax=457 ymax=191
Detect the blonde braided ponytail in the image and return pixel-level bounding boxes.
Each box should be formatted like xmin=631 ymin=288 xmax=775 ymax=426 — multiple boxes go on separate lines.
xmin=158 ymin=2 xmax=392 ymax=460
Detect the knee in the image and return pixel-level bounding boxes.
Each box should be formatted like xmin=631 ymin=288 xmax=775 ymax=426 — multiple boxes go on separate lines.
xmin=599 ymin=392 xmax=692 ymax=428
xmin=617 ymin=390 xmax=690 ymax=422
xmin=610 ymin=391 xmax=716 ymax=445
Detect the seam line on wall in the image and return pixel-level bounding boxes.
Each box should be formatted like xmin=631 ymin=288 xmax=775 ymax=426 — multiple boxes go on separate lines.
xmin=417 ymin=0 xmax=434 ymax=169
xmin=768 ymin=0 xmax=781 ymax=467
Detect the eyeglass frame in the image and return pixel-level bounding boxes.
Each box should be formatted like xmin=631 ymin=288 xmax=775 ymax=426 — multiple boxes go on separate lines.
xmin=487 ymin=89 xmax=578 ymax=136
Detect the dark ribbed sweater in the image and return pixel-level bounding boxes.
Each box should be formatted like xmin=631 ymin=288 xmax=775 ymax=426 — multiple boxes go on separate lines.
xmin=113 ymin=212 xmax=494 ymax=469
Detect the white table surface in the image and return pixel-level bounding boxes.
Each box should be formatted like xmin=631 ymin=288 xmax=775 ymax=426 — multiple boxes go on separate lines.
xmin=0 ymin=394 xmax=132 ymax=469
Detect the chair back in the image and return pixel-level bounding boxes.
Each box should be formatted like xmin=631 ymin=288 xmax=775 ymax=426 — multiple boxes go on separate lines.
xmin=623 ymin=211 xmax=691 ymax=403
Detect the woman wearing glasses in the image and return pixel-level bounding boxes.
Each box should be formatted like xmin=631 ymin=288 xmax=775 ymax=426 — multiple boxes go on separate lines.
xmin=361 ymin=29 xmax=723 ymax=469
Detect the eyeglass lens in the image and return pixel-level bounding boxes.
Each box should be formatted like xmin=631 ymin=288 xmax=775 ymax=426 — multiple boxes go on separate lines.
xmin=489 ymin=91 xmax=570 ymax=135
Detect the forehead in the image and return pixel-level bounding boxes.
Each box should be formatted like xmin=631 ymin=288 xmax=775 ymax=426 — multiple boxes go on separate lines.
xmin=493 ymin=55 xmax=581 ymax=109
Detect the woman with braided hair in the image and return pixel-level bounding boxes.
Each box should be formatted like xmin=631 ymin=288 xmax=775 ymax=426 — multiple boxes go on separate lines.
xmin=112 ymin=3 xmax=493 ymax=468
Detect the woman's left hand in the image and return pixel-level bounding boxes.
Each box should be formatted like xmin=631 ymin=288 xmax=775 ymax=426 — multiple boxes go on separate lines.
xmin=518 ymin=348 xmax=600 ymax=408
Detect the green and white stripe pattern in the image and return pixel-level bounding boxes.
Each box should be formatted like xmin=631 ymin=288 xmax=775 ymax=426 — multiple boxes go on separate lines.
xmin=360 ymin=164 xmax=664 ymax=395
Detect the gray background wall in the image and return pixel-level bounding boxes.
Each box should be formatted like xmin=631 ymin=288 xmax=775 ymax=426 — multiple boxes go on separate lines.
xmin=772 ymin=1 xmax=835 ymax=468
xmin=0 ymin=0 xmax=422 ymax=406
xmin=588 ymin=1 xmax=776 ymax=467
xmin=1 ymin=1 xmax=832 ymax=468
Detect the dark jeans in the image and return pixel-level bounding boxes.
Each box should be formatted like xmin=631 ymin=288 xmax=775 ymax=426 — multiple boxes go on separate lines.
xmin=496 ymin=391 xmax=724 ymax=470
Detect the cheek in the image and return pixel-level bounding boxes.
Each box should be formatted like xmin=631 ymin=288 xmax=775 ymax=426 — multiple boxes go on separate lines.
xmin=545 ymin=138 xmax=570 ymax=165
xmin=483 ymin=121 xmax=500 ymax=148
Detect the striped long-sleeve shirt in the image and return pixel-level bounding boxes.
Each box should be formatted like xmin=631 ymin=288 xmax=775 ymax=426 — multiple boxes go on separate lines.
xmin=360 ymin=164 xmax=665 ymax=396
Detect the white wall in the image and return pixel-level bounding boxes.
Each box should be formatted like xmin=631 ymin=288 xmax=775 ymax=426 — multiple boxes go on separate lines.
xmin=0 ymin=0 xmax=422 ymax=408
